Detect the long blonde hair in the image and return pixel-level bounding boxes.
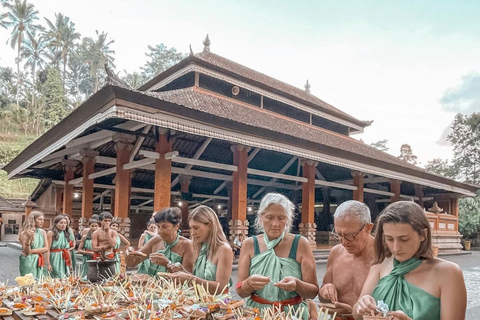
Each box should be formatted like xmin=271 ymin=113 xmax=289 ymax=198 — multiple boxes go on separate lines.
xmin=189 ymin=205 xmax=228 ymax=260
xmin=19 ymin=211 xmax=44 ymax=241
xmin=21 ymin=211 xmax=44 ymax=231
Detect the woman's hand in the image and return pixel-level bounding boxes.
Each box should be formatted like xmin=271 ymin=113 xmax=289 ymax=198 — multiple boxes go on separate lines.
xmin=353 ymin=295 xmax=377 ymax=315
xmin=150 ymin=252 xmax=169 ymax=267
xmin=247 ymin=274 xmax=271 ymax=291
xmin=168 ymin=262 xmax=186 ymax=273
xmin=388 ymin=311 xmax=413 ymax=320
xmin=47 ymin=264 xmax=52 ymax=272
xmin=274 ymin=276 xmax=297 ymax=292
xmin=170 ymin=271 xmax=194 ymax=283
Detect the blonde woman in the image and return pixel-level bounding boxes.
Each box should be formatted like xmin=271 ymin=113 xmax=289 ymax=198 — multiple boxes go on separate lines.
xmin=171 ymin=205 xmax=233 ymax=294
xmin=18 ymin=211 xmax=48 ymax=279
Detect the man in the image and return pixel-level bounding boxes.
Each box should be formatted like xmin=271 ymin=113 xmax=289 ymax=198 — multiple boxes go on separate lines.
xmin=92 ymin=212 xmax=118 ymax=261
xmin=318 ymin=200 xmax=375 ymax=318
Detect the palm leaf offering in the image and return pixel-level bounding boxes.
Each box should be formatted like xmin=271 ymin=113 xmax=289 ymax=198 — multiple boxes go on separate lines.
xmin=0 ymin=274 xmax=307 ymax=320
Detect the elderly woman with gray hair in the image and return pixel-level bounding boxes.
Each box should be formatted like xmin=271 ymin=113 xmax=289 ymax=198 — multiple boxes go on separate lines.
xmin=236 ymin=193 xmax=318 ymax=319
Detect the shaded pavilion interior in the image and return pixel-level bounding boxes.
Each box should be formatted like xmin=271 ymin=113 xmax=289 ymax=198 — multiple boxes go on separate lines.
xmin=4 ymin=42 xmax=478 ymax=252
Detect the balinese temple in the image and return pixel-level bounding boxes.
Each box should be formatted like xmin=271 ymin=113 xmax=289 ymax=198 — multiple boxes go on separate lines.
xmin=3 ymin=38 xmax=479 ymax=253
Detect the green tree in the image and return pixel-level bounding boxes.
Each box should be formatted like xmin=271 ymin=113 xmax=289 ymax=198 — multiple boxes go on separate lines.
xmin=65 ymin=47 xmax=95 ymax=107
xmin=82 ymin=30 xmax=115 ymax=92
xmin=370 ymin=139 xmax=389 ymax=152
xmin=122 ymin=71 xmax=147 ymax=89
xmin=141 ymin=44 xmax=185 ymax=79
xmin=447 ymin=113 xmax=480 ymax=184
xmin=458 ymin=194 xmax=480 ymax=242
xmin=38 ymin=67 xmax=69 ymax=127
xmin=21 ymin=34 xmax=48 ymax=107
xmin=424 ymin=158 xmax=454 ymax=178
xmin=398 ymin=143 xmax=418 ymax=165
xmin=0 ymin=66 xmax=15 ymax=108
xmin=2 ymin=0 xmax=42 ymax=106
xmin=43 ymin=13 xmax=81 ymax=88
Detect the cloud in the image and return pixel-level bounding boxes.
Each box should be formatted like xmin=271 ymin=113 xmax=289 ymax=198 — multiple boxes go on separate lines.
xmin=440 ymin=72 xmax=480 ymax=113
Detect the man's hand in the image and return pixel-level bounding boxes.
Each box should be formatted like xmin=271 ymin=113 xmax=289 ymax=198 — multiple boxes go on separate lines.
xmin=319 ymin=283 xmax=338 ymax=303
xmin=274 ymin=276 xmax=297 ymax=292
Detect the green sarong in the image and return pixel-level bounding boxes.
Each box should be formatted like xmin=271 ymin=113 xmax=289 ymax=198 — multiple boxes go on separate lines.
xmin=19 ymin=228 xmax=45 ymax=279
xmin=68 ymin=229 xmax=77 ymax=272
xmin=114 ymin=236 xmax=121 ymax=274
xmin=137 ymin=233 xmax=154 ymax=275
xmin=246 ymin=234 xmax=307 ymax=320
xmin=50 ymin=232 xmax=71 ymax=278
xmin=372 ymin=257 xmax=440 ymax=320
xmin=139 ymin=234 xmax=182 ymax=276
xmin=193 ymin=243 xmax=232 ymax=289
xmin=81 ymin=238 xmax=93 ymax=278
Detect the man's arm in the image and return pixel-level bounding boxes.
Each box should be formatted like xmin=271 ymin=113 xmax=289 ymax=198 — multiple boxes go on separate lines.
xmin=319 ymin=245 xmax=340 ymax=303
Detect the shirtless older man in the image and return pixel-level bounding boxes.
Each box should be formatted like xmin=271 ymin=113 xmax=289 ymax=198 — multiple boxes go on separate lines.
xmin=92 ymin=212 xmax=118 ymax=261
xmin=319 ymin=200 xmax=375 ymax=317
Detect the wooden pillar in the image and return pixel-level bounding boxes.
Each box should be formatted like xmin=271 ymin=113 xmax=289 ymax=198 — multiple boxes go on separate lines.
xmin=62 ymin=159 xmax=78 ymax=214
xmin=180 ymin=175 xmax=191 ymax=236
xmin=451 ymin=197 xmax=459 ymax=232
xmin=154 ymin=131 xmax=172 ymax=211
xmin=54 ymin=185 xmax=63 ymax=214
xmin=390 ymin=179 xmax=401 ymax=203
xmin=80 ymin=149 xmax=98 ymax=229
xmin=229 ymin=145 xmax=249 ymax=241
xmin=352 ymin=171 xmax=365 ymax=202
xmin=300 ymin=160 xmax=317 ymax=248
xmin=414 ymin=185 xmax=424 ymax=208
xmin=23 ymin=198 xmax=36 ymax=219
xmin=114 ymin=134 xmax=135 ymax=238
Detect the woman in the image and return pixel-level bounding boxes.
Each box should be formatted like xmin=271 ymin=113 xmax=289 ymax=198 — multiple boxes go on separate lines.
xmin=236 ymin=193 xmax=318 ymax=320
xmin=353 ymin=201 xmax=467 ymax=320
xmin=110 ymin=219 xmax=130 ymax=274
xmin=46 ymin=215 xmax=72 ymax=278
xmin=132 ymin=207 xmax=193 ymax=276
xmin=18 ymin=211 xmax=49 ymax=279
xmin=136 ymin=221 xmax=158 ymax=273
xmin=77 ymin=218 xmax=99 ymax=279
xmin=170 ymin=205 xmax=233 ymax=294
xmin=138 ymin=221 xmax=158 ymax=249
xmin=62 ymin=214 xmax=77 ymax=273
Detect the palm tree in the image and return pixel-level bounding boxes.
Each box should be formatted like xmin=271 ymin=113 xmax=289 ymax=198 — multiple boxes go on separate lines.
xmin=21 ymin=34 xmax=48 ymax=107
xmin=1 ymin=11 xmax=8 ymax=29
xmin=82 ymin=30 xmax=115 ymax=91
xmin=43 ymin=13 xmax=80 ymax=88
xmin=2 ymin=0 xmax=41 ymax=106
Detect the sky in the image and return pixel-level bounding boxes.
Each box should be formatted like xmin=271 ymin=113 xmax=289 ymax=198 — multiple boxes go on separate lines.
xmin=1 ymin=0 xmax=479 ymax=166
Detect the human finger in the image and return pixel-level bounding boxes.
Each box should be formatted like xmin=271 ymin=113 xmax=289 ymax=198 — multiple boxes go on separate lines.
xmin=334 ymin=302 xmax=352 ymax=312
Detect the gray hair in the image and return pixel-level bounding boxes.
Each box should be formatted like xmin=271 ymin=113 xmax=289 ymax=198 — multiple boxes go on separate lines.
xmin=334 ymin=200 xmax=371 ymax=224
xmin=255 ymin=193 xmax=296 ymax=233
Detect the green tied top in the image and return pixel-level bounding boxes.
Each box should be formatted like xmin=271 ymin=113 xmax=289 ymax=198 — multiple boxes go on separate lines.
xmin=372 ymin=257 xmax=440 ymax=320
xmin=193 ymin=243 xmax=232 ymax=288
xmin=247 ymin=233 xmax=307 ymax=320
xmin=149 ymin=234 xmax=182 ymax=275
xmin=19 ymin=228 xmax=44 ymax=279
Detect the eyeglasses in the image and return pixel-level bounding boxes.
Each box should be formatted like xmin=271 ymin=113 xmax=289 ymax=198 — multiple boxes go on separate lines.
xmin=331 ymin=224 xmax=366 ymax=242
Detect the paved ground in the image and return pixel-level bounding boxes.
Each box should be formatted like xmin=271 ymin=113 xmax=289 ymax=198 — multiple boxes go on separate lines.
xmin=1 ymin=242 xmax=478 ymax=319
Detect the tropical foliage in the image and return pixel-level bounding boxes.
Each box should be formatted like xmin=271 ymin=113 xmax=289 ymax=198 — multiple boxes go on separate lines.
xmin=0 ymin=0 xmax=185 ymax=198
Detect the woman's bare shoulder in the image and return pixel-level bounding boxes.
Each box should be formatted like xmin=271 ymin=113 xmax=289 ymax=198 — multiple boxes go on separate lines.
xmin=430 ymin=258 xmax=463 ymax=276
